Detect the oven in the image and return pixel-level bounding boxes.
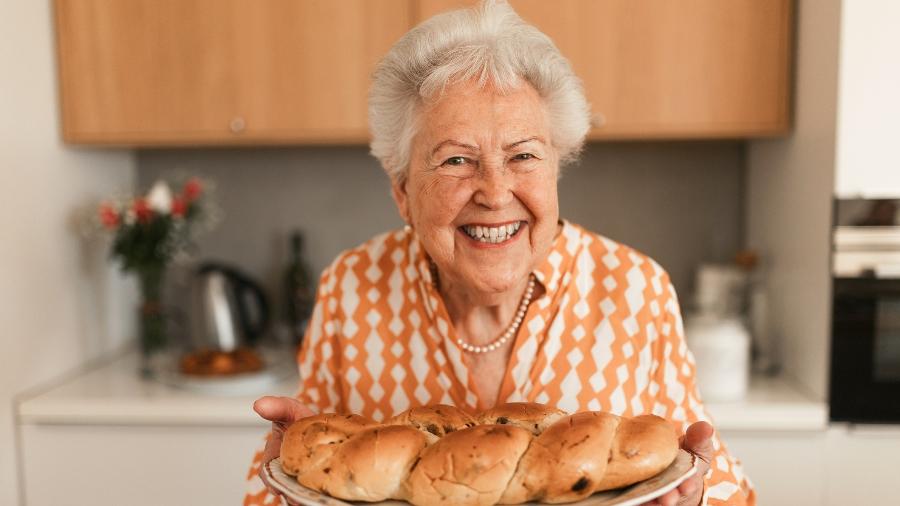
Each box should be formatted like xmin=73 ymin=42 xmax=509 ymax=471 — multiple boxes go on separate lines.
xmin=830 ymin=222 xmax=900 ymax=423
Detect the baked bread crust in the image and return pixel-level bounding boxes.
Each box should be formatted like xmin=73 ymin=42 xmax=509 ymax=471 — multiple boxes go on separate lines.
xmin=279 ymin=403 xmax=679 ymax=505
xmin=387 ymin=404 xmax=477 ymax=437
xmin=405 ymin=424 xmax=533 ymax=506
xmin=476 ymin=402 xmax=567 ymax=435
xmin=280 ymin=413 xmax=377 ymax=476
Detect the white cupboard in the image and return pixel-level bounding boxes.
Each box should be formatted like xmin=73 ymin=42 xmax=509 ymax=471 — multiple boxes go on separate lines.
xmin=834 ymin=1 xmax=900 ymax=198
xmin=722 ymin=425 xmax=900 ymax=505
xmin=20 ymin=424 xmax=266 ymax=505
xmin=721 ymin=430 xmax=828 ymax=505
xmin=823 ymin=424 xmax=900 ymax=505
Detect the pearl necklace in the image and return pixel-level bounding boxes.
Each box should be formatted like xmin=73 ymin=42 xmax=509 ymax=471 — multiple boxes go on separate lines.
xmin=456 ymin=275 xmax=536 ymax=354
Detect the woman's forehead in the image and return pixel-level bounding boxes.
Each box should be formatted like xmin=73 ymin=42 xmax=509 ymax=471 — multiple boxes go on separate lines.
xmin=417 ymin=81 xmax=550 ymax=149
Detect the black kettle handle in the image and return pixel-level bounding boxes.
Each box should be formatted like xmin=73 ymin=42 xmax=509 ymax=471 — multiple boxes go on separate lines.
xmin=234 ymin=274 xmax=270 ymax=345
xmin=198 ymin=262 xmax=270 ymax=345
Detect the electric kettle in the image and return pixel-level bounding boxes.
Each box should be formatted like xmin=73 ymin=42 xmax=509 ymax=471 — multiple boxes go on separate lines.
xmin=190 ymin=262 xmax=270 ymax=352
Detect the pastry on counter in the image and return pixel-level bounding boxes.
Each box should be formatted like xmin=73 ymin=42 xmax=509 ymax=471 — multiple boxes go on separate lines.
xmin=179 ymin=347 xmax=264 ymax=376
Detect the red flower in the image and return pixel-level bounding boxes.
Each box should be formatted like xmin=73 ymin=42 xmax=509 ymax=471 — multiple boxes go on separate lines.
xmin=133 ymin=198 xmax=153 ymax=223
xmin=183 ymin=178 xmax=203 ymax=202
xmin=99 ymin=203 xmax=119 ymax=230
xmin=171 ymin=196 xmax=187 ymax=217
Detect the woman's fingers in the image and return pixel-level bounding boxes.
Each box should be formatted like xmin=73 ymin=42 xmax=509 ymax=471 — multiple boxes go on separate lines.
xmin=682 ymin=421 xmax=714 ymax=467
xmin=253 ymin=396 xmax=315 ymax=423
xmin=643 ymin=488 xmax=680 ymax=506
xmin=253 ymin=397 xmax=314 ymax=503
xmin=666 ymin=421 xmax=713 ymax=505
xmin=261 ymin=424 xmax=285 ymax=461
xmin=677 ymin=475 xmax=699 ymax=496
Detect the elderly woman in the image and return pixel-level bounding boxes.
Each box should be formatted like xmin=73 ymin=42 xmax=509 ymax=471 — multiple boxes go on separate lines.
xmin=245 ymin=2 xmax=753 ymax=506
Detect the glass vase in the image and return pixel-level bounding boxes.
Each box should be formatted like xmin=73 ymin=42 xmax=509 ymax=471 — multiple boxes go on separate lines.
xmin=137 ymin=265 xmax=167 ymax=377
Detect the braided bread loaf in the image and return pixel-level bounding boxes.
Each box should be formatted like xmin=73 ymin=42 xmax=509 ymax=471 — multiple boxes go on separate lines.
xmin=280 ymin=403 xmax=679 ymax=505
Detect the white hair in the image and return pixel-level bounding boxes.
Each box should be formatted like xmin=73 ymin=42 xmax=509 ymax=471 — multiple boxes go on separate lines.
xmin=368 ymin=0 xmax=591 ymax=182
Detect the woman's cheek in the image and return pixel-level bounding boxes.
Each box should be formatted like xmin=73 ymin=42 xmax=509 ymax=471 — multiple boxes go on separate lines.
xmin=431 ymin=179 xmax=473 ymax=221
xmin=521 ymin=174 xmax=558 ymax=219
xmin=412 ymin=180 xmax=457 ymax=227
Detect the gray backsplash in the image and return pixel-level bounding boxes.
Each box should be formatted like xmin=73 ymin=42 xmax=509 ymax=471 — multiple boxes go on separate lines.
xmin=138 ymin=141 xmax=743 ymax=314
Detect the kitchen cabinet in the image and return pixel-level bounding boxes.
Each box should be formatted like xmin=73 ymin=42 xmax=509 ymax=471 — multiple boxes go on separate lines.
xmin=723 ymin=425 xmax=900 ymax=505
xmin=16 ymin=352 xmax=296 ymax=505
xmin=21 ymin=424 xmax=266 ymax=505
xmin=823 ymin=424 xmax=900 ymax=505
xmin=56 ymin=0 xmax=791 ymax=146
xmin=54 ymin=0 xmax=410 ymax=145
xmin=416 ymin=0 xmax=793 ymax=140
xmin=834 ymin=1 xmax=900 ymax=198
xmin=721 ymin=430 xmax=827 ymax=505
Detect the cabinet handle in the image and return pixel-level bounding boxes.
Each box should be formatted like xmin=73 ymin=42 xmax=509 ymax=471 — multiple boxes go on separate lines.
xmin=591 ymin=113 xmax=607 ymax=128
xmin=229 ymin=116 xmax=246 ymax=134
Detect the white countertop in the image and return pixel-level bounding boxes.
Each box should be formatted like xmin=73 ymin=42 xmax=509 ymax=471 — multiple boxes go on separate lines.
xmin=17 ymin=352 xmax=827 ymax=431
xmin=705 ymin=375 xmax=828 ymax=431
xmin=16 ymin=351 xmax=298 ymax=427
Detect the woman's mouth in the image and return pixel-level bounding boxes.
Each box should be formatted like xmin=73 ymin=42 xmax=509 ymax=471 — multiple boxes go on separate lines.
xmin=459 ymin=221 xmax=524 ymax=244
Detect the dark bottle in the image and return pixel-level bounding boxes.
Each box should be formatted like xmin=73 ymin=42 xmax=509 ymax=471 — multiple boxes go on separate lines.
xmin=284 ymin=231 xmax=315 ymax=345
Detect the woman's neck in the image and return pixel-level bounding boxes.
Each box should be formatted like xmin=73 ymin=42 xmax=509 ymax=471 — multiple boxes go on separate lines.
xmin=438 ymin=274 xmax=533 ymax=347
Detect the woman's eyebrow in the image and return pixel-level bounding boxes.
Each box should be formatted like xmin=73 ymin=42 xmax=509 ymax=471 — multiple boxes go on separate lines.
xmin=503 ymin=136 xmax=545 ymax=150
xmin=431 ymin=140 xmax=479 ymax=156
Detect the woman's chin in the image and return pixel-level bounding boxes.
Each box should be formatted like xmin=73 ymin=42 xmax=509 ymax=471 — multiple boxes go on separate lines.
xmin=453 ymin=269 xmax=530 ymax=302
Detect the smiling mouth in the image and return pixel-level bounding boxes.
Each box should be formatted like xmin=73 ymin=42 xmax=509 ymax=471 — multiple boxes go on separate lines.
xmin=459 ymin=221 xmax=524 ymax=244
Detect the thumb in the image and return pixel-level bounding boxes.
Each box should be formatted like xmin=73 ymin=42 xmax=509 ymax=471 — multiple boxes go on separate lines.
xmin=253 ymin=396 xmax=314 ymax=423
xmin=682 ymin=421 xmax=715 ymax=463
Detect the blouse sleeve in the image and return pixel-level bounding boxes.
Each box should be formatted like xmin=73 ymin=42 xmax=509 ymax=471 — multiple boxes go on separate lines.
xmin=650 ymin=274 xmax=756 ymax=506
xmin=243 ymin=266 xmax=344 ymax=506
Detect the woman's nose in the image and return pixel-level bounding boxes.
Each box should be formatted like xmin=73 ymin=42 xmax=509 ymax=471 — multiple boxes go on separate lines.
xmin=472 ymin=163 xmax=514 ymax=209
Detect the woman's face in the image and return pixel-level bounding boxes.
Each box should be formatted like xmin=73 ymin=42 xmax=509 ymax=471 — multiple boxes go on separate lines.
xmin=392 ymin=79 xmax=560 ymax=298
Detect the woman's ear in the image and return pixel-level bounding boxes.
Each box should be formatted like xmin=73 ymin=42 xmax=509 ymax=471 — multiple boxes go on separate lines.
xmin=390 ymin=176 xmax=411 ymax=225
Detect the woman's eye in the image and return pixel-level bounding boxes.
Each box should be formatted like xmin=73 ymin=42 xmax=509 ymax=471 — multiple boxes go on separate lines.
xmin=443 ymin=156 xmax=468 ymax=166
xmin=513 ymin=153 xmax=535 ymax=161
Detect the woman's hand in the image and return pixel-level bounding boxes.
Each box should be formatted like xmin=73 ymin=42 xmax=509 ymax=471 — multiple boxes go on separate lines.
xmin=641 ymin=421 xmax=714 ymax=506
xmin=253 ymin=396 xmax=315 ymax=504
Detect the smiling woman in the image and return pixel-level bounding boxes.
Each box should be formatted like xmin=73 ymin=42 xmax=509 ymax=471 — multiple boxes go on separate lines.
xmin=244 ymin=2 xmax=755 ymax=506
xmin=395 ymin=80 xmax=560 ymax=308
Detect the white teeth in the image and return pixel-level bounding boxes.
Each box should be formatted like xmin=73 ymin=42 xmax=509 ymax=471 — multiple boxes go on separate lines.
xmin=462 ymin=222 xmax=523 ymax=243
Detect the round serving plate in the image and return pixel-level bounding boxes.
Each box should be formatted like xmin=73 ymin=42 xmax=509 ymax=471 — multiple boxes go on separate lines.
xmin=264 ymin=449 xmax=698 ymax=506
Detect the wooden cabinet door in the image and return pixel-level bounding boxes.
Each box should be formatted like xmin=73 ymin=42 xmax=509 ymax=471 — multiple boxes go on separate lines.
xmin=55 ymin=0 xmax=241 ymax=145
xmin=55 ymin=0 xmax=411 ymax=145
xmin=415 ymin=0 xmax=792 ymax=139
xmin=232 ymin=0 xmax=411 ymax=143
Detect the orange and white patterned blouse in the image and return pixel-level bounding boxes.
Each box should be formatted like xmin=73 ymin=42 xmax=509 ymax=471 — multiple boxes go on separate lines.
xmin=244 ymin=221 xmax=755 ymax=506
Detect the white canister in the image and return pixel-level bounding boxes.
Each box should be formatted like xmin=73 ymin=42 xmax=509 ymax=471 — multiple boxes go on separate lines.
xmin=685 ymin=313 xmax=751 ymax=402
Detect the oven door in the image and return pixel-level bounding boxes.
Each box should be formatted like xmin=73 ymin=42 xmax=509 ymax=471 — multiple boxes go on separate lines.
xmin=830 ymin=277 xmax=900 ymax=422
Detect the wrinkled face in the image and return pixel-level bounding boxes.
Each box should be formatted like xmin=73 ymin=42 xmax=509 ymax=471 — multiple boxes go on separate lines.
xmin=391 ymin=79 xmax=560 ymax=297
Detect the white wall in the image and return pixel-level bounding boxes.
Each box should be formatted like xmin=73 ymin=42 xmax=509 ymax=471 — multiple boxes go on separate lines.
xmin=0 ymin=1 xmax=136 ymax=504
xmin=745 ymin=0 xmax=842 ymax=400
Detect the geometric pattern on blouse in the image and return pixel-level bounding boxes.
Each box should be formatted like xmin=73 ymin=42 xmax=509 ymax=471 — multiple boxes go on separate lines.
xmin=244 ymin=220 xmax=755 ymax=506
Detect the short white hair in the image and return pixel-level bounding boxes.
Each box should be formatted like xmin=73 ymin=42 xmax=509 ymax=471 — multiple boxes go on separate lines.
xmin=368 ymin=0 xmax=591 ymax=182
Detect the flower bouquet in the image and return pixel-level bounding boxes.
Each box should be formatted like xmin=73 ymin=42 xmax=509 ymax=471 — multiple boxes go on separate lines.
xmin=98 ymin=177 xmax=212 ymax=376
